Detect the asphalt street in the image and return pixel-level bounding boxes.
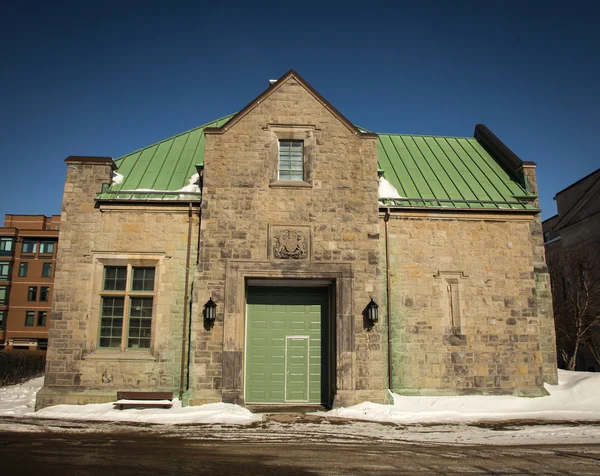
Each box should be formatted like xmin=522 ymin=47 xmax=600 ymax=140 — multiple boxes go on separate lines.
xmin=1 ymin=426 xmax=600 ymax=475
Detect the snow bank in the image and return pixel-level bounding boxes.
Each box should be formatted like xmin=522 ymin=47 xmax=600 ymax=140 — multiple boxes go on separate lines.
xmin=1 ymin=370 xmax=599 ymax=427
xmin=36 ymin=401 xmax=261 ymax=425
xmin=0 ymin=376 xmax=43 ymax=416
xmin=320 ymin=370 xmax=600 ymax=423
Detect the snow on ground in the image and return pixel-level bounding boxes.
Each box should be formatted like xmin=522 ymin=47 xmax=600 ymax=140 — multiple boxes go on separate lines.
xmin=1 ymin=370 xmax=599 ymax=446
xmin=320 ymin=370 xmax=600 ymax=424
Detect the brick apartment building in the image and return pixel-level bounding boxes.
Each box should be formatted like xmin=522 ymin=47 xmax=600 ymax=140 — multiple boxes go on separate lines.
xmin=0 ymin=214 xmax=60 ymax=350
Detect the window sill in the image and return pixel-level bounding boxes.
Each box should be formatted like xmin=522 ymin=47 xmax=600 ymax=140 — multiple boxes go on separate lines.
xmin=84 ymin=350 xmax=156 ymax=362
xmin=269 ymin=180 xmax=312 ymax=189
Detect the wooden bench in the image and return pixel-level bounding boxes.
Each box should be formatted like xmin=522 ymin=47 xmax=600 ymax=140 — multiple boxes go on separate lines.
xmin=114 ymin=391 xmax=174 ymax=410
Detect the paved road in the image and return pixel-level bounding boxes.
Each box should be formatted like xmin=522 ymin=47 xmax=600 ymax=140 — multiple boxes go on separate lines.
xmin=2 ymin=429 xmax=600 ymax=475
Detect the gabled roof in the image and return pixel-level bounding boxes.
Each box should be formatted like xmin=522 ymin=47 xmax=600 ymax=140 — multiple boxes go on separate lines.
xmin=96 ymin=115 xmax=234 ymax=201
xmin=204 ymin=69 xmax=377 ymax=140
xmin=95 ymin=71 xmax=536 ymax=210
xmin=377 ymin=134 xmax=535 ymax=210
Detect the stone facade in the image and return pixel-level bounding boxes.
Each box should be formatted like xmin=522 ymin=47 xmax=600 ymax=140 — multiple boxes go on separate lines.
xmin=37 ymin=157 xmax=199 ymax=408
xmin=188 ymin=76 xmax=385 ymax=406
xmin=385 ymin=211 xmax=554 ymax=395
xmin=37 ymin=71 xmax=557 ymax=409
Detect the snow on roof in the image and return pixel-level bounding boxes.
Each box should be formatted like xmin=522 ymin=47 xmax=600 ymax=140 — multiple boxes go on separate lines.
xmin=378 ymin=176 xmax=403 ymax=199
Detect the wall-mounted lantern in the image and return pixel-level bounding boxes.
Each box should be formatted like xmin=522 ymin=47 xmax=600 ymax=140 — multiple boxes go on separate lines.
xmin=204 ymin=297 xmax=217 ymax=321
xmin=367 ymin=298 xmax=379 ymax=323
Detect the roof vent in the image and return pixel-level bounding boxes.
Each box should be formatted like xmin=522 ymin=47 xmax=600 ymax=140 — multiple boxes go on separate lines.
xmin=269 ymin=79 xmax=277 ymax=86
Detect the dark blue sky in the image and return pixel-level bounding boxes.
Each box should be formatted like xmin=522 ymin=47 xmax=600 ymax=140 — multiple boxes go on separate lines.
xmin=1 ymin=0 xmax=598 ymax=220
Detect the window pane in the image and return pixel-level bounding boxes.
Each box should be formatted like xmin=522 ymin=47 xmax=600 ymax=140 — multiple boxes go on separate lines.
xmin=40 ymin=287 xmax=49 ymax=302
xmin=25 ymin=311 xmax=35 ymax=326
xmin=0 ymin=238 xmax=13 ymax=255
xmin=42 ymin=263 xmax=52 ymax=277
xmin=0 ymin=310 xmax=5 ymax=330
xmin=103 ymin=266 xmax=127 ymax=291
xmin=99 ymin=297 xmax=124 ymax=348
xmin=22 ymin=240 xmax=37 ymax=253
xmin=278 ymin=140 xmax=304 ymax=181
xmin=37 ymin=311 xmax=47 ymax=326
xmin=40 ymin=241 xmax=55 ymax=254
xmin=0 ymin=262 xmax=10 ymax=279
xmin=28 ymin=286 xmax=37 ymax=301
xmin=19 ymin=262 xmax=28 ymax=277
xmin=0 ymin=286 xmax=7 ymax=305
xmin=128 ymin=297 xmax=152 ymax=349
xmin=131 ymin=267 xmax=155 ymax=291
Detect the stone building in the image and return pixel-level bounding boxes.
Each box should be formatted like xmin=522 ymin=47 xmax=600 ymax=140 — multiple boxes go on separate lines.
xmin=543 ymin=168 xmax=600 ymax=371
xmin=36 ymin=70 xmax=557 ymax=409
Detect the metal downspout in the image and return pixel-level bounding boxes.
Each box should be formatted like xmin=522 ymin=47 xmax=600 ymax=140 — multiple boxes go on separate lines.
xmin=384 ymin=208 xmax=393 ymax=390
xmin=179 ymin=202 xmax=194 ymax=401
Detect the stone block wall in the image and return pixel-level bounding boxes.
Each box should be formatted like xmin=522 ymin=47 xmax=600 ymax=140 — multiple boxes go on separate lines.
xmin=385 ymin=212 xmax=551 ymax=395
xmin=37 ymin=157 xmax=198 ymax=409
xmin=188 ymin=75 xmax=386 ymax=406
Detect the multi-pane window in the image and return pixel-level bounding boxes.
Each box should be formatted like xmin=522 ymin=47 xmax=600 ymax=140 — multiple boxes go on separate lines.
xmin=37 ymin=311 xmax=47 ymax=326
xmin=0 ymin=286 xmax=8 ymax=305
xmin=0 ymin=310 xmax=5 ymax=330
xmin=27 ymin=286 xmax=37 ymax=301
xmin=278 ymin=140 xmax=304 ymax=181
xmin=40 ymin=241 xmax=55 ymax=254
xmin=22 ymin=240 xmax=37 ymax=254
xmin=0 ymin=262 xmax=10 ymax=280
xmin=104 ymin=266 xmax=127 ymax=291
xmin=40 ymin=286 xmax=50 ymax=302
xmin=0 ymin=238 xmax=13 ymax=256
xmin=42 ymin=263 xmax=52 ymax=277
xmin=19 ymin=262 xmax=28 ymax=277
xmin=99 ymin=266 xmax=155 ymax=350
xmin=25 ymin=311 xmax=35 ymax=326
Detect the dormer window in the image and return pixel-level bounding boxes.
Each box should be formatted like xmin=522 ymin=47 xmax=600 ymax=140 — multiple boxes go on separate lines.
xmin=278 ymin=140 xmax=304 ymax=181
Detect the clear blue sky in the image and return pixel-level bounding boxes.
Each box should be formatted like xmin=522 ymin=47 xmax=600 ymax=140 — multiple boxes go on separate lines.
xmin=1 ymin=0 xmax=598 ymax=221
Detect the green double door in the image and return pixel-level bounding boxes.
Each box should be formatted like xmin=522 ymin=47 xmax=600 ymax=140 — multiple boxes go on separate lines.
xmin=245 ymin=286 xmax=329 ymax=404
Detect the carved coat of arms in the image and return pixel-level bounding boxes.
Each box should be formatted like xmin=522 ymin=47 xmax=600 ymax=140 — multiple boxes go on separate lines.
xmin=274 ymin=229 xmax=307 ymax=259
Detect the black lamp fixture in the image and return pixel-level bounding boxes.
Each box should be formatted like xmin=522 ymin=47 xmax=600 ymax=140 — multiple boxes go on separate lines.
xmin=367 ymin=298 xmax=379 ymax=323
xmin=204 ymin=297 xmax=217 ymax=321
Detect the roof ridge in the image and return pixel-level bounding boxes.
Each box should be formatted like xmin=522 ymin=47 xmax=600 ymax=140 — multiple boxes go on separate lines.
xmin=376 ymin=132 xmax=472 ymax=139
xmin=114 ymin=113 xmax=237 ymax=162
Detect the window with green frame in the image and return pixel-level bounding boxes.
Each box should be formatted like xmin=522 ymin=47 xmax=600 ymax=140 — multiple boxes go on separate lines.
xmin=99 ymin=266 xmax=155 ymax=350
xmin=0 ymin=286 xmax=8 ymax=305
xmin=0 ymin=262 xmax=10 ymax=280
xmin=25 ymin=311 xmax=35 ymax=326
xmin=0 ymin=237 xmax=14 ymax=256
xmin=278 ymin=140 xmax=304 ymax=181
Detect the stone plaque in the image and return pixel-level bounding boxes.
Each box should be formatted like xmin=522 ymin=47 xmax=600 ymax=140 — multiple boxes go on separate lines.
xmin=272 ymin=227 xmax=309 ymax=259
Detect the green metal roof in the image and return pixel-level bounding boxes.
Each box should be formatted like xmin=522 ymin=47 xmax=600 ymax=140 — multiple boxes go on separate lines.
xmin=96 ymin=115 xmax=235 ymax=201
xmin=96 ymin=115 xmax=535 ymax=210
xmin=377 ymin=134 xmax=536 ymax=210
